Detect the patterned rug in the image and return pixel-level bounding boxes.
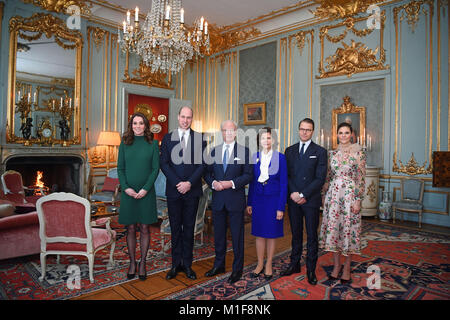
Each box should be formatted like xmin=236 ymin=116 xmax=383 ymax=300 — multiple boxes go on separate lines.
xmin=164 ymin=222 xmax=450 ymax=300
xmin=0 ymin=218 xmax=229 ymax=300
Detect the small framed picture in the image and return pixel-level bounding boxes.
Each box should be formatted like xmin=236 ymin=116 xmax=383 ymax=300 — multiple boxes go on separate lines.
xmin=243 ymin=102 xmax=266 ymax=125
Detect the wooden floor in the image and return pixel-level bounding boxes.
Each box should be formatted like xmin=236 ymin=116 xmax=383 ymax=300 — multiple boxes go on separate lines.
xmin=74 ymin=216 xmax=450 ymax=300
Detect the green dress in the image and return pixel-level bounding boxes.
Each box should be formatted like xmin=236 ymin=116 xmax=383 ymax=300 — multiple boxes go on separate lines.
xmin=117 ymin=136 xmax=160 ymax=225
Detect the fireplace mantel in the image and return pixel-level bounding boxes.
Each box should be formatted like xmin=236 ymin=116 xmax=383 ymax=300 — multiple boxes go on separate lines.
xmin=0 ymin=145 xmax=89 ymax=196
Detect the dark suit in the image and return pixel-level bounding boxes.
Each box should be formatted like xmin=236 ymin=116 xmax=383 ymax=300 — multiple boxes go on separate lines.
xmin=204 ymin=143 xmax=253 ymax=272
xmin=160 ymin=129 xmax=206 ymax=268
xmin=285 ymin=141 xmax=327 ymax=272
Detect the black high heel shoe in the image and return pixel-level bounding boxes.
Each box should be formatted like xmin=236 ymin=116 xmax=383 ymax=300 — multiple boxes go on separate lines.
xmin=127 ymin=261 xmax=137 ymax=280
xmin=250 ymin=267 xmax=264 ymax=278
xmin=138 ymin=260 xmax=147 ymax=281
xmin=328 ymin=265 xmax=343 ymax=281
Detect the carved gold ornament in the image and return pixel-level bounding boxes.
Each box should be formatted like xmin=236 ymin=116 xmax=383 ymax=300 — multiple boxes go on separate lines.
xmin=205 ymin=23 xmax=261 ymax=56
xmin=393 ymin=152 xmax=433 ymax=176
xmin=123 ymin=57 xmax=172 ymax=89
xmin=317 ymin=11 xmax=389 ymax=79
xmin=393 ymin=0 xmax=434 ymax=33
xmin=311 ymin=0 xmax=385 ymax=19
xmin=21 ymin=0 xmax=91 ymax=14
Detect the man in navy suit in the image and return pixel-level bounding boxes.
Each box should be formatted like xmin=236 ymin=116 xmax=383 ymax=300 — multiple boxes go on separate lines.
xmin=204 ymin=120 xmax=253 ymax=284
xmin=160 ymin=106 xmax=206 ymax=280
xmin=282 ymin=118 xmax=327 ymax=285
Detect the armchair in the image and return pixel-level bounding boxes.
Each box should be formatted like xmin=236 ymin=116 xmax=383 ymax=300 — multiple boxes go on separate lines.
xmin=393 ymin=178 xmax=425 ymax=228
xmin=36 ymin=192 xmax=116 ymax=283
xmin=1 ymin=170 xmax=41 ymax=209
xmin=89 ymin=168 xmax=120 ymax=206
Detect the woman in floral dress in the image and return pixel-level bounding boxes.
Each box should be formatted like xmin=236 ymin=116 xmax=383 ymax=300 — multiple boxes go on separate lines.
xmin=319 ymin=122 xmax=366 ymax=284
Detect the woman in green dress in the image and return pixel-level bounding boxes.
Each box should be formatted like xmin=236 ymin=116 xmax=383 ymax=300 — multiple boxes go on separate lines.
xmin=117 ymin=112 xmax=160 ymax=280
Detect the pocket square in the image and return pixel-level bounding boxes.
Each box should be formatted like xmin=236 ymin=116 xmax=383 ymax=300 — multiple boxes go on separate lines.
xmin=234 ymin=157 xmax=241 ymax=161
xmin=309 ymin=156 xmax=317 ymax=158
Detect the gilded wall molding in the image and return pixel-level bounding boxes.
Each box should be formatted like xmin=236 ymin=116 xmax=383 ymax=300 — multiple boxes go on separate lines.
xmin=311 ymin=0 xmax=386 ymax=20
xmin=206 ymin=24 xmax=261 ymax=56
xmin=392 ymin=152 xmax=433 ymax=176
xmin=87 ymin=26 xmax=108 ymax=51
xmin=393 ymin=0 xmax=434 ymax=33
xmin=122 ymin=50 xmax=172 ymax=89
xmin=21 ymin=0 xmax=91 ymax=14
xmin=317 ymin=12 xmax=389 ymax=79
xmin=393 ymin=0 xmax=435 ymax=174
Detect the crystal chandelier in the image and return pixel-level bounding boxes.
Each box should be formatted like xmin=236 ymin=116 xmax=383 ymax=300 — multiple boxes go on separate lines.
xmin=119 ymin=0 xmax=210 ymax=75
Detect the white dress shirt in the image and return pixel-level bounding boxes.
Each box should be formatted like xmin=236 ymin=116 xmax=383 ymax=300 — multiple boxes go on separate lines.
xmin=257 ymin=149 xmax=273 ymax=183
xmin=212 ymin=141 xmax=236 ymax=190
xmin=177 ymin=128 xmax=190 ymax=147
xmin=298 ymin=139 xmax=311 ymax=199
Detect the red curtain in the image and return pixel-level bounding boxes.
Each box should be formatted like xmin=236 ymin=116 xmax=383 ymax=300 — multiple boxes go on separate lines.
xmin=128 ymin=94 xmax=169 ymax=142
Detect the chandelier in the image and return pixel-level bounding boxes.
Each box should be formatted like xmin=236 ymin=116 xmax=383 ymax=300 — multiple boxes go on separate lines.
xmin=119 ymin=0 xmax=210 ymax=75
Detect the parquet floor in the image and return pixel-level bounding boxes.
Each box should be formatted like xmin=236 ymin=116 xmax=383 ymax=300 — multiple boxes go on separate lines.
xmin=74 ymin=216 xmax=450 ymax=300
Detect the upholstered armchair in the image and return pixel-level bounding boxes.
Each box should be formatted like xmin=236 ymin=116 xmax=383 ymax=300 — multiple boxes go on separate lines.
xmin=1 ymin=170 xmax=42 ymax=209
xmin=89 ymin=168 xmax=120 ymax=206
xmin=36 ymin=192 xmax=116 ymax=283
xmin=393 ymin=178 xmax=425 ymax=228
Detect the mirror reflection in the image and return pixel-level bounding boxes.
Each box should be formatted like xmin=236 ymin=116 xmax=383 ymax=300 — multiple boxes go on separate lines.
xmin=7 ymin=13 xmax=82 ymax=146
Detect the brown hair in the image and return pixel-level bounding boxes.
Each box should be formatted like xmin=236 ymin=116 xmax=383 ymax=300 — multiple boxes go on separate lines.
xmin=257 ymin=126 xmax=278 ymax=150
xmin=299 ymin=118 xmax=315 ymax=130
xmin=337 ymin=122 xmax=353 ymax=133
xmin=122 ymin=112 xmax=154 ymax=145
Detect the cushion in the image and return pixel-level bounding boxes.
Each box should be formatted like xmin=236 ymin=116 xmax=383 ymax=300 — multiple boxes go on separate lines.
xmin=0 ymin=204 xmax=15 ymax=218
xmin=393 ymin=200 xmax=423 ymax=211
xmin=102 ymin=177 xmax=119 ymax=192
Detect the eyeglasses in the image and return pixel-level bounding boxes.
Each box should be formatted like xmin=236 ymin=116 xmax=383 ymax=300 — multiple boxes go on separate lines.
xmin=299 ymin=128 xmax=313 ymax=133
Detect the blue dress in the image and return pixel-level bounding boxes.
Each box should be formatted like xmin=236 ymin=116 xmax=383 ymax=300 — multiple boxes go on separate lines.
xmin=247 ymin=151 xmax=288 ymax=239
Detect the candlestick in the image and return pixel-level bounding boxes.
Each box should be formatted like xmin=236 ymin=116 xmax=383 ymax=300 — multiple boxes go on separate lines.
xmin=18 ymin=90 xmax=21 ymax=100
xmin=123 ymin=21 xmax=127 ymax=33
xmin=33 ymin=91 xmax=37 ymax=103
xmin=60 ymin=97 xmax=63 ymax=109
xmin=321 ymin=129 xmax=324 ymax=147
xmin=69 ymin=98 xmax=72 ymax=109
xmin=327 ymin=136 xmax=330 ymax=150
xmin=180 ymin=8 xmax=184 ymax=24
xmin=357 ymin=137 xmax=360 ymax=144
xmin=127 ymin=10 xmax=130 ymax=24
xmin=135 ymin=7 xmax=139 ymax=22
xmin=165 ymin=5 xmax=170 ymax=20
xmin=200 ymin=16 xmax=204 ymax=30
xmin=204 ymin=22 xmax=208 ymax=35
xmin=28 ymin=92 xmax=31 ymax=104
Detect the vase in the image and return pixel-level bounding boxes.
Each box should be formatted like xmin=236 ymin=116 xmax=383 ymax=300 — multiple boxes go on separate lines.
xmin=378 ymin=191 xmax=392 ymax=221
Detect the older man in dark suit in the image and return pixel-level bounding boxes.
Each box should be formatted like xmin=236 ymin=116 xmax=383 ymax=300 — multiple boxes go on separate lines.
xmin=282 ymin=118 xmax=327 ymax=285
xmin=160 ymin=106 xmax=206 ymax=280
xmin=203 ymin=120 xmax=253 ymax=284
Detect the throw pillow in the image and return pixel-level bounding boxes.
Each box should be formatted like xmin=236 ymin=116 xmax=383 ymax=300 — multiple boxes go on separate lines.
xmin=0 ymin=204 xmax=15 ymax=218
xmin=102 ymin=176 xmax=119 ymax=192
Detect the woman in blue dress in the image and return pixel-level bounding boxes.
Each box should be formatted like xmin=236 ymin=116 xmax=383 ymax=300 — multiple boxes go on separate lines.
xmin=247 ymin=127 xmax=288 ymax=279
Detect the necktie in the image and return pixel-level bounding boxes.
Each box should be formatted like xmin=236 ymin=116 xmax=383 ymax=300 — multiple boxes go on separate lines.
xmin=223 ymin=144 xmax=229 ymax=172
xmin=180 ymin=132 xmax=186 ymax=157
xmin=300 ymin=143 xmax=305 ymax=157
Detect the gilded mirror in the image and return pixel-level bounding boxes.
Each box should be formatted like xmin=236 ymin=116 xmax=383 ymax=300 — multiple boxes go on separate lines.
xmin=332 ymin=96 xmax=366 ymax=149
xmin=7 ymin=13 xmax=83 ymax=146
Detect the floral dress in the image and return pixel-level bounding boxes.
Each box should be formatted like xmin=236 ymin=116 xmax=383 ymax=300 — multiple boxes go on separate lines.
xmin=319 ymin=144 xmax=366 ymax=256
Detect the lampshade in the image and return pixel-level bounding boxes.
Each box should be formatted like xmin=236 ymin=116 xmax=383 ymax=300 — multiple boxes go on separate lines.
xmin=97 ymin=131 xmax=121 ymax=146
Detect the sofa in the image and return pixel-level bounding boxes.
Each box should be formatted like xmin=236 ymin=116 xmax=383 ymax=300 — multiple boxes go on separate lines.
xmin=0 ymin=198 xmax=40 ymax=260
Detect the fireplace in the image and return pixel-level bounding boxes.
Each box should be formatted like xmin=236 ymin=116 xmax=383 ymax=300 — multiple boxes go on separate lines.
xmin=5 ymin=156 xmax=84 ymax=195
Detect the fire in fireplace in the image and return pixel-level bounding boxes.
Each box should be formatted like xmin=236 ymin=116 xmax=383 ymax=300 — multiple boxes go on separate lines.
xmin=5 ymin=156 xmax=83 ymax=195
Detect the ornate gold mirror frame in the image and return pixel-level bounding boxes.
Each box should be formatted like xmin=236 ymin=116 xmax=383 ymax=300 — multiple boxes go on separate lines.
xmin=7 ymin=13 xmax=83 ymax=146
xmin=332 ymin=96 xmax=366 ymax=149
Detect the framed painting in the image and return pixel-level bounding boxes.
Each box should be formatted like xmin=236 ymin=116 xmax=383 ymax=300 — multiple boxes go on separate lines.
xmin=243 ymin=102 xmax=266 ymax=125
xmin=332 ymin=96 xmax=366 ymax=149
